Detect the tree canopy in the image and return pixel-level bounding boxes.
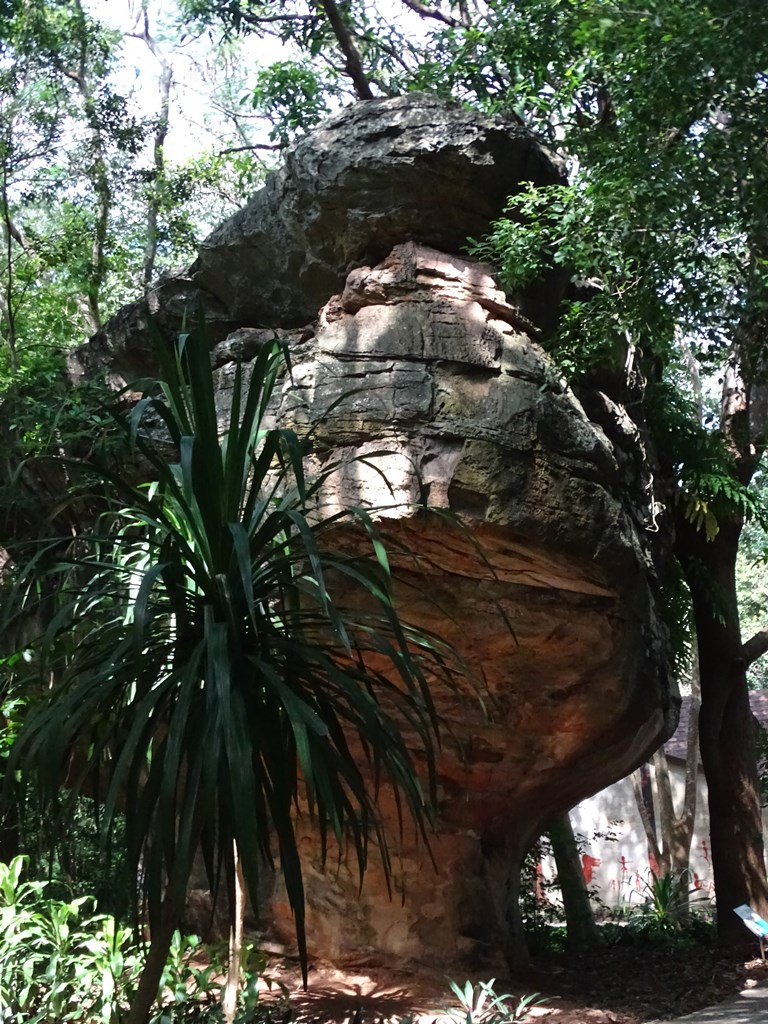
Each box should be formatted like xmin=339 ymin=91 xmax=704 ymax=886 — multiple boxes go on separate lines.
xmin=162 ymin=0 xmax=768 ymax=946
xmin=3 ymin=0 xmax=768 ymax=997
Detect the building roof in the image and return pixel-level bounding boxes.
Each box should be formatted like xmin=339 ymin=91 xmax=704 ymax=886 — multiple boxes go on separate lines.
xmin=664 ymin=690 xmax=768 ymax=763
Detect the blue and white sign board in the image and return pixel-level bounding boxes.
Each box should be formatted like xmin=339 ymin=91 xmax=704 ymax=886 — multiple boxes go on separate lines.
xmin=733 ymin=904 xmax=768 ymax=957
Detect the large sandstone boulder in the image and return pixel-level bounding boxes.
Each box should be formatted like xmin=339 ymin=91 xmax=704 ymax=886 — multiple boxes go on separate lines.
xmin=237 ymin=242 xmax=673 ymax=968
xmin=70 ymin=94 xmax=674 ymax=971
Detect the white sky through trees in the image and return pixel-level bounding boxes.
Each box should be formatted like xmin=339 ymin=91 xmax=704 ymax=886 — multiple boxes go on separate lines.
xmin=84 ymin=0 xmax=286 ymax=161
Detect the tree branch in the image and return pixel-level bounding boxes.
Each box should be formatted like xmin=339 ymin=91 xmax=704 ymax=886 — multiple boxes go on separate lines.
xmin=231 ymin=12 xmax=318 ymax=26
xmin=631 ymin=766 xmax=662 ymax=872
xmin=683 ymin=652 xmax=701 ymax=829
xmin=217 ymin=143 xmax=283 ymax=155
xmin=316 ymin=0 xmax=374 ymax=99
xmin=134 ymin=3 xmax=173 ymax=290
xmin=5 ymin=216 xmax=30 ymax=253
xmin=398 ymin=0 xmax=461 ymax=27
xmin=743 ymin=627 xmax=768 ymax=668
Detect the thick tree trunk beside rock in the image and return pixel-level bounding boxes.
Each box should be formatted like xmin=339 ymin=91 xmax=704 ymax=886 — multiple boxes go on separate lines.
xmin=548 ymin=813 xmax=598 ymax=950
xmin=677 ymin=515 xmax=768 ymax=942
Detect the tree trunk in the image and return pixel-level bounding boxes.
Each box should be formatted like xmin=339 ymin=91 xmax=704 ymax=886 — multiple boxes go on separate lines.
xmin=58 ymin=0 xmax=111 ymax=334
xmin=223 ymin=842 xmax=246 ymax=1024
xmin=0 ymin=167 xmax=18 ymax=373
xmin=136 ymin=2 xmax=172 ymax=290
xmin=317 ymin=0 xmax=375 ymax=99
xmin=125 ymin=891 xmax=179 ymax=1024
xmin=547 ymin=812 xmax=598 ymax=949
xmin=504 ymin=858 xmax=530 ymax=972
xmin=677 ymin=514 xmax=768 ymax=943
xmin=675 ymin=648 xmax=701 ymax=882
xmin=631 ymin=762 xmax=665 ymax=875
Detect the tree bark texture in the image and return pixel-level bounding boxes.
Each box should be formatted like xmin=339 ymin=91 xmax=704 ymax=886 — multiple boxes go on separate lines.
xmin=677 ymin=514 xmax=768 ymax=944
xmin=547 ymin=812 xmax=598 ymax=949
xmin=126 ymin=890 xmax=179 ymax=1024
xmin=223 ymin=842 xmax=246 ymax=1024
xmin=136 ymin=3 xmax=172 ymax=290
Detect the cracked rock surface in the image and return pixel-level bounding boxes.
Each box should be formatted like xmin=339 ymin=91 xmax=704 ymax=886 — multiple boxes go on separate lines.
xmin=190 ymin=93 xmax=566 ymax=326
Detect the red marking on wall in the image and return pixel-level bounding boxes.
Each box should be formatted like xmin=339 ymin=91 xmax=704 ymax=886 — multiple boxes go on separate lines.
xmin=581 ymin=853 xmax=601 ymax=884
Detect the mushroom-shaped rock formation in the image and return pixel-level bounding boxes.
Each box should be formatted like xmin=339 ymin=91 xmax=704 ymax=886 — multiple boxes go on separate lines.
xmin=71 ymin=94 xmax=675 ymax=971
xmin=234 ymin=242 xmax=674 ymax=968
xmin=190 ymin=93 xmax=566 ymax=327
xmin=71 ymin=94 xmax=565 ymax=390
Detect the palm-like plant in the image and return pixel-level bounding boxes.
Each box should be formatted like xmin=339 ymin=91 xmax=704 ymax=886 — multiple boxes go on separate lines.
xmin=0 ymin=323 xmax=455 ymax=1022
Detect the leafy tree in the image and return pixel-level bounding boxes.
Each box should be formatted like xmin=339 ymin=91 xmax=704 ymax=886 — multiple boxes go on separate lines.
xmin=0 ymin=0 xmax=137 ymax=369
xmin=475 ymin=0 xmax=768 ymax=945
xmin=1 ymin=321 xmax=458 ymax=1022
xmin=180 ymin=0 xmax=768 ymax=948
xmin=0 ymin=0 xmax=263 ymax=377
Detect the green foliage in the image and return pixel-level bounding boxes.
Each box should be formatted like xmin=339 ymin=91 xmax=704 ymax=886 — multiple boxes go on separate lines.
xmin=179 ymin=0 xmax=424 ymax=106
xmin=632 ymin=870 xmax=697 ymax=934
xmin=678 ymin=471 xmax=766 ymax=543
xmin=468 ymin=176 xmax=681 ymax=381
xmin=1 ymin=315 xmax=459 ymax=1006
xmin=459 ymin=0 xmax=768 ymax=591
xmin=0 ymin=855 xmax=275 ymax=1022
xmin=445 ymin=979 xmax=546 ymax=1024
xmin=251 ymin=60 xmax=337 ymax=144
xmin=594 ymin=870 xmax=716 ymax=951
xmin=519 ymin=834 xmax=561 ymax=945
xmin=736 ymin=478 xmax=768 ymax=691
xmin=755 ymin=724 xmax=768 ymax=806
xmin=597 ymin=907 xmax=716 ymax=951
xmin=0 ymin=0 xmax=266 ymax=372
xmin=0 ymin=345 xmax=126 ymax=563
xmin=14 ymin=792 xmax=131 ymax=918
xmin=150 ymin=931 xmax=247 ymax=1023
xmin=0 ymin=855 xmax=141 ymax=1022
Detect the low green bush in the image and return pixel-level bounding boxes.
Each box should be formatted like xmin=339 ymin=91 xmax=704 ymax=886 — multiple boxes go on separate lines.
xmin=444 ymin=979 xmax=547 ymax=1024
xmin=0 ymin=856 xmax=140 ymax=1022
xmin=0 ymin=856 xmax=271 ymax=1023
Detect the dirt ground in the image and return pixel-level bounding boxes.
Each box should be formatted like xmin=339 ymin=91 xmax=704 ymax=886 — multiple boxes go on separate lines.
xmin=256 ymin=943 xmax=768 ymax=1024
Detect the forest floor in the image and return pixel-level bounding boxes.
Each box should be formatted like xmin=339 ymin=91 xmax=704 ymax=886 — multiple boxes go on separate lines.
xmin=255 ymin=942 xmax=768 ymax=1024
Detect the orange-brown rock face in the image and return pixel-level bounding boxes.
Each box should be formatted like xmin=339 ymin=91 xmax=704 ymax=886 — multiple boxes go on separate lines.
xmin=242 ymin=242 xmax=676 ymax=969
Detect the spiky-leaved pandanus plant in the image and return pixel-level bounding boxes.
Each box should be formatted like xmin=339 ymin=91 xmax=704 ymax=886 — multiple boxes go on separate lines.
xmin=0 ymin=322 xmax=457 ymax=1022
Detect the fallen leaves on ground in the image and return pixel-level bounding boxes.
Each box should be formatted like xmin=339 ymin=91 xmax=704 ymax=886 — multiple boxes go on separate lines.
xmin=256 ymin=941 xmax=768 ymax=1024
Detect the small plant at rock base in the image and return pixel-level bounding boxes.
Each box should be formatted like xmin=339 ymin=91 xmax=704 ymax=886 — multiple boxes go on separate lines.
xmin=634 ymin=869 xmax=699 ymax=932
xmin=603 ymin=869 xmax=715 ymax=949
xmin=445 ymin=979 xmax=547 ymax=1024
xmin=0 ymin=855 xmax=141 ymax=1022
